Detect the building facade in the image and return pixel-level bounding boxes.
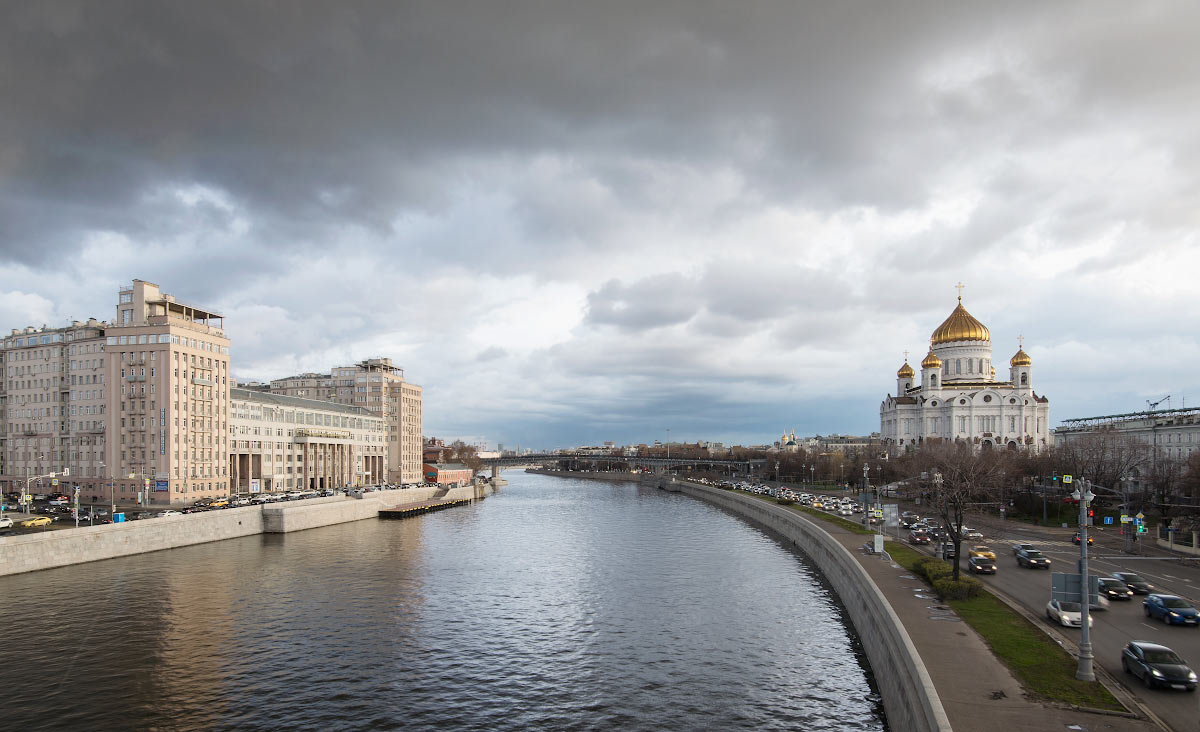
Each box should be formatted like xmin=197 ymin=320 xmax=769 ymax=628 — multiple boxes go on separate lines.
xmin=1055 ymin=407 xmax=1200 ymax=489
xmin=423 ymin=462 xmax=473 ymax=486
xmin=270 ymin=357 xmax=422 ymax=484
xmin=880 ymin=294 xmax=1051 ymax=451
xmin=229 ymin=388 xmax=387 ymax=493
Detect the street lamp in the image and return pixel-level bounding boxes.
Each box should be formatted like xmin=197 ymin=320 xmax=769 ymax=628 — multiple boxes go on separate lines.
xmin=810 ymin=464 xmax=815 ymax=485
xmin=862 ymin=464 xmax=871 ymax=529
xmin=1072 ymin=478 xmax=1096 ymax=682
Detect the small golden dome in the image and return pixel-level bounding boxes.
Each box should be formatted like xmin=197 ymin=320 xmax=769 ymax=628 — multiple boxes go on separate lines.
xmin=1010 ymin=348 xmax=1032 ymax=367
xmin=897 ymin=361 xmax=915 ymax=378
xmin=930 ymin=297 xmax=991 ymax=345
xmin=921 ymin=349 xmax=942 ymax=369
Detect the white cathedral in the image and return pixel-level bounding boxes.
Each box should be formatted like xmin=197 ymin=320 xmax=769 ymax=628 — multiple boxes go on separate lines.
xmin=880 ymin=292 xmax=1051 ymax=451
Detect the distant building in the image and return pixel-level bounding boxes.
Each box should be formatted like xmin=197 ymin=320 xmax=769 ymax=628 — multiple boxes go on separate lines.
xmin=229 ymin=387 xmax=387 ymax=493
xmin=880 ymin=291 xmax=1051 ymax=451
xmin=423 ymin=462 xmax=473 ymax=486
xmin=1055 ymin=406 xmax=1200 ymax=489
xmin=270 ymin=357 xmax=422 ymax=484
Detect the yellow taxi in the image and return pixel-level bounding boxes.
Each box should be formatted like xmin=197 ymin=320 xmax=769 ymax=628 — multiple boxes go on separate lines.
xmin=18 ymin=516 xmax=52 ymax=528
xmin=968 ymin=545 xmax=997 ymax=560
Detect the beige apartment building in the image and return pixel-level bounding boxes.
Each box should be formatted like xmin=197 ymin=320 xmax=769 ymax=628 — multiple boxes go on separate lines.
xmin=269 ymin=357 xmax=423 ymax=484
xmin=104 ymin=280 xmax=231 ymax=506
xmin=229 ymin=387 xmax=387 ymax=493
xmin=2 ymin=319 xmax=107 ymax=497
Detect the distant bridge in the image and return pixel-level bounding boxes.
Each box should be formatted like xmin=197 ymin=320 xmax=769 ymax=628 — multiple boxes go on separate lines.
xmin=479 ymin=454 xmax=767 ymax=480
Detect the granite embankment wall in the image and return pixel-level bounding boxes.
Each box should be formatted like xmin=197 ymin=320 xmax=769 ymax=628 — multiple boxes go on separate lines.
xmin=0 ymin=483 xmax=495 ymax=577
xmin=680 ymin=483 xmax=950 ymax=732
xmin=530 ymin=469 xmax=949 ymax=732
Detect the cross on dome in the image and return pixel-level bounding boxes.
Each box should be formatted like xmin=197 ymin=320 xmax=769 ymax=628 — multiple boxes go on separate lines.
xmin=955 ymin=281 xmax=965 ymax=301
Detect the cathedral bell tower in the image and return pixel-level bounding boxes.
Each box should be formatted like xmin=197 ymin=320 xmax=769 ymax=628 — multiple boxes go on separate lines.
xmin=896 ymin=356 xmax=915 ymax=396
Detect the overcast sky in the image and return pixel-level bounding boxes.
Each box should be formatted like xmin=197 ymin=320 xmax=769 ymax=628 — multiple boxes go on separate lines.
xmin=3 ymin=2 xmax=1199 ymax=450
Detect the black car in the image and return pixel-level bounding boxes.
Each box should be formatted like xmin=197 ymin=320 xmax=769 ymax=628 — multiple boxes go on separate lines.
xmin=967 ymin=556 xmax=996 ymax=574
xmin=1016 ymin=548 xmax=1051 ymax=568
xmin=1122 ymin=640 xmax=1197 ymax=691
xmin=1098 ymin=578 xmax=1134 ymax=601
xmin=1113 ymin=572 xmax=1153 ymax=595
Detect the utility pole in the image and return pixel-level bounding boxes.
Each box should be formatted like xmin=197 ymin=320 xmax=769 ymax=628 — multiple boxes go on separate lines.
xmin=1074 ymin=477 xmax=1095 ymax=682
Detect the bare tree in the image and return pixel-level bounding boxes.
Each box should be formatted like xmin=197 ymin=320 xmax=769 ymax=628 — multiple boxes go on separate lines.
xmin=920 ymin=442 xmax=1008 ymax=581
xmin=1053 ymin=430 xmax=1149 ymax=494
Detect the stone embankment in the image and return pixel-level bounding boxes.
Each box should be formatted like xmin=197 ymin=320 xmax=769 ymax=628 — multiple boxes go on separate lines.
xmin=533 ymin=469 xmax=949 ymax=732
xmin=0 ymin=482 xmax=494 ymax=577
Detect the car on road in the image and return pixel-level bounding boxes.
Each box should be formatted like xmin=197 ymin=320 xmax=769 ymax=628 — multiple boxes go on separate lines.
xmin=1144 ymin=595 xmax=1200 ymax=626
xmin=1098 ymin=578 xmax=1134 ymax=601
xmin=0 ymin=516 xmax=12 ymax=529
xmin=968 ymin=545 xmax=996 ymax=560
xmin=1016 ymin=548 xmax=1051 ymax=568
xmin=908 ymin=530 xmax=931 ymax=545
xmin=1122 ymin=641 xmax=1198 ymax=691
xmin=963 ymin=527 xmax=983 ymax=540
xmin=1072 ymin=532 xmax=1094 ymax=545
xmin=158 ymin=510 xmax=182 ymax=517
xmin=18 ymin=516 xmax=52 ymax=528
xmin=1046 ymin=599 xmax=1092 ymax=628
xmin=1012 ymin=542 xmax=1035 ymax=555
xmin=967 ymin=556 xmax=997 ymax=574
xmin=1112 ymin=572 xmax=1153 ymax=594
xmin=935 ymin=542 xmax=956 ymax=559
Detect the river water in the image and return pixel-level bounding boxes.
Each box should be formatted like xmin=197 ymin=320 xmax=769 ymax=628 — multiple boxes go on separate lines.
xmin=0 ymin=472 xmax=885 ymax=731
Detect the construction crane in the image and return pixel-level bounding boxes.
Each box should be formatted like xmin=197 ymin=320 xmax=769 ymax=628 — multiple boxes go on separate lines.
xmin=1146 ymin=395 xmax=1171 ymax=411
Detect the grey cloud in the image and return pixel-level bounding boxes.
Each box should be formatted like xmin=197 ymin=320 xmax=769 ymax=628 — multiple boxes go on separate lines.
xmin=585 ymin=274 xmax=701 ymax=331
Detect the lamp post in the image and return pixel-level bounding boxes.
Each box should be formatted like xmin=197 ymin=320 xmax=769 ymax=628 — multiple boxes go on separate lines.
xmin=862 ymin=464 xmax=871 ymax=529
xmin=1073 ymin=478 xmax=1096 ymax=682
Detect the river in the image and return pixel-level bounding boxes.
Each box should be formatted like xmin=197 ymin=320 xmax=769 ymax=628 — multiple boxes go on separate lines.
xmin=0 ymin=471 xmax=885 ymax=731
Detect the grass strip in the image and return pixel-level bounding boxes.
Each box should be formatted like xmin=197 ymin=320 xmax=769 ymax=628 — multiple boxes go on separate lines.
xmin=736 ymin=491 xmax=1124 ymax=712
xmin=884 ymin=541 xmax=1123 ymax=711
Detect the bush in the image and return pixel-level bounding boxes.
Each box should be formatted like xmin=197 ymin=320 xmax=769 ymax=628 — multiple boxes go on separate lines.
xmin=776 ymin=497 xmax=794 ymax=505
xmin=932 ymin=576 xmax=984 ymax=601
xmin=914 ymin=557 xmax=952 ymax=583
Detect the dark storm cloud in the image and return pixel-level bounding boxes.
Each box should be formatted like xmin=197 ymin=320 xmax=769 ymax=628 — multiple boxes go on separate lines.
xmin=4 ymin=1 xmax=1200 ymax=447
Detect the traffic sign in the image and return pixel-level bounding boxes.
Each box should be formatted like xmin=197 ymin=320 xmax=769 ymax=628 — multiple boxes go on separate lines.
xmin=1136 ymin=512 xmax=1145 ymax=520
xmin=1120 ymin=514 xmax=1131 ymax=523
xmin=1104 ymin=516 xmax=1114 ymax=525
xmin=51 ymin=478 xmax=59 ymax=486
xmin=1062 ymin=475 xmax=1073 ymax=484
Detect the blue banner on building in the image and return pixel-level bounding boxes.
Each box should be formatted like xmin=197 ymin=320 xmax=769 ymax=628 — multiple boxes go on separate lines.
xmin=155 ymin=480 xmax=169 ymax=492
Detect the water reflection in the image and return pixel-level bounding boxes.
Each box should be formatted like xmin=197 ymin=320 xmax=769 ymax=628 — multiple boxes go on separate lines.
xmin=0 ymin=473 xmax=884 ymax=731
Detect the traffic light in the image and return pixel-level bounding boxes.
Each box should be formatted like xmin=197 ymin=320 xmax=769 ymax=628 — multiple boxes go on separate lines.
xmin=1137 ymin=523 xmax=1147 ymax=534
xmin=1087 ymin=509 xmax=1094 ymax=518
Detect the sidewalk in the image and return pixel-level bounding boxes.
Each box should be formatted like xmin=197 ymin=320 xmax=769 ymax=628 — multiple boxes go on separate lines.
xmin=807 ymin=509 xmax=1162 ymax=732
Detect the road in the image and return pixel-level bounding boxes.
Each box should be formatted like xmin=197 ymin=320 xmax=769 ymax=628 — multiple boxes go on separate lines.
xmin=910 ymin=511 xmax=1200 ymax=732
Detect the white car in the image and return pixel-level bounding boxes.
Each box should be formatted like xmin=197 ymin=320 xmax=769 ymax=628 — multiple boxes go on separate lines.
xmin=963 ymin=527 xmax=983 ymax=540
xmin=1046 ymin=599 xmax=1093 ymax=628
xmin=0 ymin=516 xmax=12 ymax=529
xmin=157 ymin=510 xmax=182 ymax=517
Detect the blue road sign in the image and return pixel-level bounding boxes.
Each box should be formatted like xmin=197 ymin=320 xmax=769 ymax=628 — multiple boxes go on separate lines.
xmin=1103 ymin=516 xmax=1113 ymax=525
xmin=113 ymin=513 xmax=126 ymax=523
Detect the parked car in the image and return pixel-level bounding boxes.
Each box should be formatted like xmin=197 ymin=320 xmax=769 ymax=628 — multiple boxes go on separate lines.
xmin=1016 ymin=548 xmax=1051 ymax=568
xmin=1098 ymin=578 xmax=1134 ymax=601
xmin=1046 ymin=599 xmax=1092 ymax=628
xmin=1072 ymin=532 xmax=1094 ymax=545
xmin=1113 ymin=572 xmax=1153 ymax=595
xmin=968 ymin=556 xmax=997 ymax=574
xmin=158 ymin=510 xmax=182 ymax=517
xmin=1144 ymin=595 xmax=1200 ymax=626
xmin=1122 ymin=640 xmax=1198 ymax=691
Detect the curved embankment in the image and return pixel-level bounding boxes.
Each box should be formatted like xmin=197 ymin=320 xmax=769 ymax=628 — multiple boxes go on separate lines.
xmin=532 ymin=470 xmax=950 ymax=732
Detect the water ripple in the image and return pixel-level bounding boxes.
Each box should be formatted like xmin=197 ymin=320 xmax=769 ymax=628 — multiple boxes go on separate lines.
xmin=0 ymin=474 xmax=884 ymax=731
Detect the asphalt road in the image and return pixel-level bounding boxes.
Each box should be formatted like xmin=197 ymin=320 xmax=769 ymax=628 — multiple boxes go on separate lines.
xmin=898 ymin=510 xmax=1200 ymax=732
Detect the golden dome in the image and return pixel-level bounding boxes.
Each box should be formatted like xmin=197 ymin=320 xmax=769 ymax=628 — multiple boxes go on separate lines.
xmin=897 ymin=361 xmax=915 ymax=378
xmin=930 ymin=298 xmax=991 ymax=345
xmin=921 ymin=349 xmax=942 ymax=369
xmin=1010 ymin=348 xmax=1032 ymax=367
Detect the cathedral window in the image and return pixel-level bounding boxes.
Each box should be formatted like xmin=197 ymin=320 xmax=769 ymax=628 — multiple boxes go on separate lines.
xmin=967 ymin=359 xmax=973 ymax=373
xmin=1021 ymin=373 xmax=1028 ymax=385
xmin=931 ymin=375 xmax=938 ymax=387
xmin=955 ymin=360 xmax=961 ymax=374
